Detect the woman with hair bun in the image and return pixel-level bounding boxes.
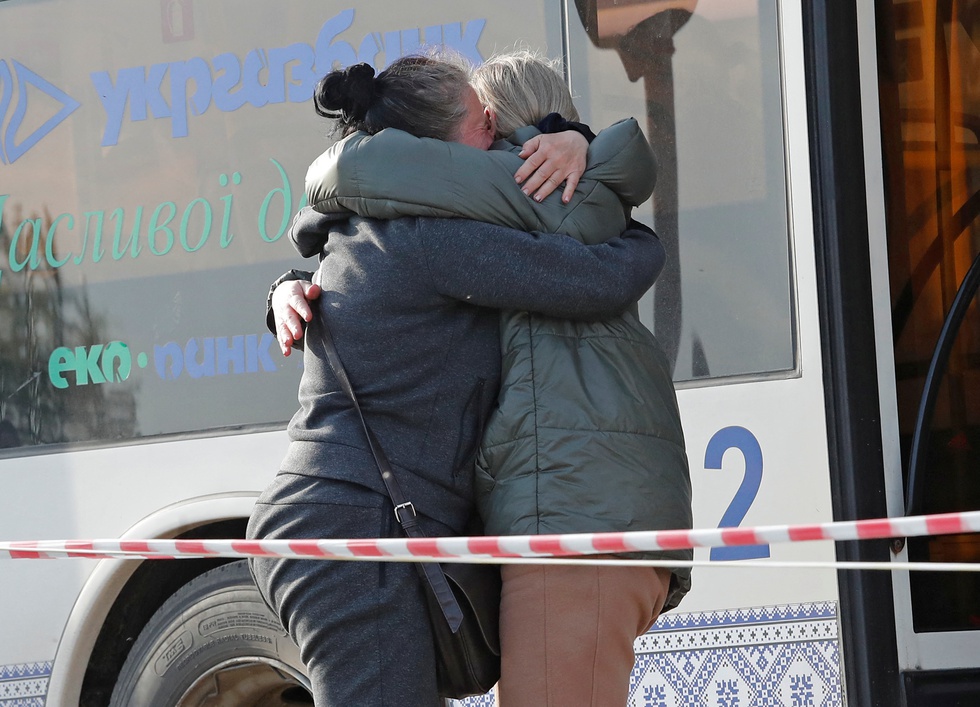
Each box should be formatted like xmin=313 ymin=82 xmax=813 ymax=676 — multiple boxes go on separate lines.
xmin=247 ymin=53 xmax=667 ymax=706
xmin=269 ymin=51 xmax=693 ymax=706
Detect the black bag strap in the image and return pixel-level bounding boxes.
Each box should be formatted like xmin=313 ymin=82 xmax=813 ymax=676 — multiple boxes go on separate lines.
xmin=312 ymin=300 xmax=464 ymax=633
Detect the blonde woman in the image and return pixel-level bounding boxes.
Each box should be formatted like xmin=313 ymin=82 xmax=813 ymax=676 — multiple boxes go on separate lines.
xmin=268 ymin=52 xmax=691 ymax=706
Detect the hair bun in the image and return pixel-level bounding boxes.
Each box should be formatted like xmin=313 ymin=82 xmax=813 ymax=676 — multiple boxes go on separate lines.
xmin=315 ymin=63 xmax=377 ymax=122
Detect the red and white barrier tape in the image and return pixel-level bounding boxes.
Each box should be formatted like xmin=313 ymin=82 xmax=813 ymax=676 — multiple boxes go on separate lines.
xmin=1 ymin=510 xmax=979 ymax=564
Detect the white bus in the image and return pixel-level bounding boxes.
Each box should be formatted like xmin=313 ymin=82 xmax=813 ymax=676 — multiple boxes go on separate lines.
xmin=0 ymin=0 xmax=977 ymax=705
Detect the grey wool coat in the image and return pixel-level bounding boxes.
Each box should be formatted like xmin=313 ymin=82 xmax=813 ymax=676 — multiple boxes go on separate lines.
xmin=252 ymin=213 xmax=663 ymax=705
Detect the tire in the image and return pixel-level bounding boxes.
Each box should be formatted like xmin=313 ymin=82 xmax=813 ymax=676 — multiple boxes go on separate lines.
xmin=108 ymin=560 xmax=312 ymax=707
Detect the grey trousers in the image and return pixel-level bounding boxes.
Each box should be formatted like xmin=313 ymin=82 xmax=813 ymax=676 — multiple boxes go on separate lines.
xmin=247 ymin=473 xmax=448 ymax=707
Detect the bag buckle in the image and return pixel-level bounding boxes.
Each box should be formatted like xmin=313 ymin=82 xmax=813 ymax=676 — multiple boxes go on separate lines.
xmin=393 ymin=502 xmax=417 ymax=524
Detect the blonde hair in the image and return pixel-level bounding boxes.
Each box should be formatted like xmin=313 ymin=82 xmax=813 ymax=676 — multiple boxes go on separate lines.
xmin=472 ymin=51 xmax=579 ymax=138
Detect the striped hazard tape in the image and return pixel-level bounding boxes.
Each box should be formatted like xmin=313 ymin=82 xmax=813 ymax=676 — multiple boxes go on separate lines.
xmin=1 ymin=510 xmax=979 ymax=564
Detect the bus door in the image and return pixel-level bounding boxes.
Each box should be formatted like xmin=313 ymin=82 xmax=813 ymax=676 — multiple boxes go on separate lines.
xmin=868 ymin=0 xmax=980 ymax=701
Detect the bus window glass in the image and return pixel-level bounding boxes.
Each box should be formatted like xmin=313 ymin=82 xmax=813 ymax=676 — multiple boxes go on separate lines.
xmin=566 ymin=0 xmax=796 ymax=382
xmin=0 ymin=0 xmax=562 ymax=450
xmin=0 ymin=0 xmax=795 ymax=453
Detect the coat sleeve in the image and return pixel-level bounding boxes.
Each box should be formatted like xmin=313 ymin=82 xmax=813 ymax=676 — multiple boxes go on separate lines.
xmin=418 ymin=218 xmax=666 ymax=320
xmin=287 ymin=206 xmax=346 ymax=258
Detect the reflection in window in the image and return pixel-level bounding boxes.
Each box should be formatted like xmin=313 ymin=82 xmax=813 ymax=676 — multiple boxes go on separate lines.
xmin=0 ymin=202 xmax=303 ymax=450
xmin=0 ymin=208 xmax=140 ymax=447
xmin=568 ymin=0 xmax=795 ymax=382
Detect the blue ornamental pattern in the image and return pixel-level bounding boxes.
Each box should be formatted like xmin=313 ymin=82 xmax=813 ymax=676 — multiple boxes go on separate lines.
xmin=629 ymin=601 xmax=843 ymax=706
xmin=452 ymin=691 xmax=498 ymax=707
xmin=0 ymin=662 xmax=51 ymax=707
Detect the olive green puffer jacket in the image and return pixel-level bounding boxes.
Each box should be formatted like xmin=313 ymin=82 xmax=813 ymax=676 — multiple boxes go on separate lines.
xmin=305 ymin=119 xmax=692 ymax=610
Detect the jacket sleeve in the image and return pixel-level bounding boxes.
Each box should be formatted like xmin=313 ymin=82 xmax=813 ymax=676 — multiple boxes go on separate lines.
xmin=307 ymin=131 xmax=555 ymax=232
xmin=418 ymin=218 xmax=665 ymax=320
xmin=305 ymin=125 xmax=648 ymax=244
xmin=582 ymin=118 xmax=657 ymax=206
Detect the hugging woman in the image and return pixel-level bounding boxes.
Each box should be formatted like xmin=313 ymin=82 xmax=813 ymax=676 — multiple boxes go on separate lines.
xmin=247 ymin=54 xmax=673 ymax=707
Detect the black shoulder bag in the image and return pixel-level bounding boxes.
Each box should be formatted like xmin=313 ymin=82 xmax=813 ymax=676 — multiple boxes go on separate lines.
xmin=314 ymin=311 xmax=501 ymax=699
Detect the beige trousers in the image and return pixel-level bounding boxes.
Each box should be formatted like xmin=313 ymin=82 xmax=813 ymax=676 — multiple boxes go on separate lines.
xmin=497 ymin=561 xmax=671 ymax=707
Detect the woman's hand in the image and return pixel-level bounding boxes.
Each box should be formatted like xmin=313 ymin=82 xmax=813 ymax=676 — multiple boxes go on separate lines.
xmin=273 ymin=279 xmax=321 ymax=356
xmin=514 ymin=131 xmax=589 ymax=204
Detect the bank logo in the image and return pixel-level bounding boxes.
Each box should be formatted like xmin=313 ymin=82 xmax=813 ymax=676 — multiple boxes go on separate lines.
xmin=94 ymin=9 xmax=485 ymax=146
xmin=0 ymin=59 xmax=81 ymax=165
xmin=0 ymin=11 xmax=483 ymax=160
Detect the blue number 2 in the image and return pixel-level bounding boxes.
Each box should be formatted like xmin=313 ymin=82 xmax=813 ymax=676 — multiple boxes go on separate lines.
xmin=704 ymin=426 xmax=770 ymax=561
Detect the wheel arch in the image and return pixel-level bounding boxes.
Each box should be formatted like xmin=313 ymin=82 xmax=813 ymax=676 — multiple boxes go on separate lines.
xmin=46 ymin=494 xmax=259 ymax=707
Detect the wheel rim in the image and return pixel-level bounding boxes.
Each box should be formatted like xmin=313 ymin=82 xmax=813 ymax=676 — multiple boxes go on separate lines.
xmin=176 ymin=657 xmax=312 ymax=706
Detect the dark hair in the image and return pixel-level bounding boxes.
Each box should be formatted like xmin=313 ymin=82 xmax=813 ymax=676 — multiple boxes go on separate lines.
xmin=313 ymin=56 xmax=472 ymax=141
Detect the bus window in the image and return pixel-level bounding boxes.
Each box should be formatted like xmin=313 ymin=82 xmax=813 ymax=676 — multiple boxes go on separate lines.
xmin=0 ymin=0 xmax=562 ymax=452
xmin=567 ymin=0 xmax=796 ymax=383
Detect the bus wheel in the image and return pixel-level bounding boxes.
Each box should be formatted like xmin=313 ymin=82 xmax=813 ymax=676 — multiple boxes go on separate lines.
xmin=108 ymin=560 xmax=312 ymax=707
